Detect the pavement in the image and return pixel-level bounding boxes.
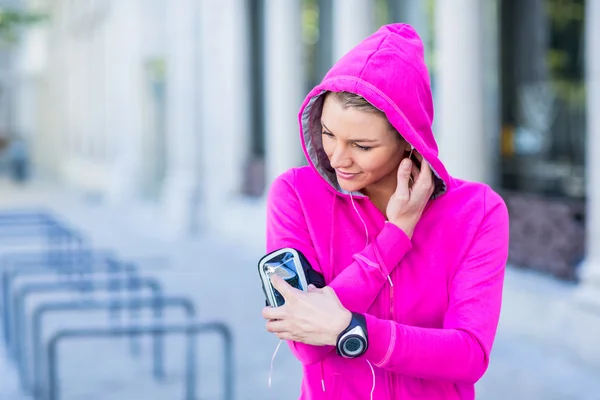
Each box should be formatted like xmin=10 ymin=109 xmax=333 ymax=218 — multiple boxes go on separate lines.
xmin=0 ymin=178 xmax=599 ymax=400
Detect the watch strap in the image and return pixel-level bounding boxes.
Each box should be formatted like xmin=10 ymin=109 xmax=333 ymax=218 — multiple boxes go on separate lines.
xmin=336 ymin=312 xmax=368 ymax=357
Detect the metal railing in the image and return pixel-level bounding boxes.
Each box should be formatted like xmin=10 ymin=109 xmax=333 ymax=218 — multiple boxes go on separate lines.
xmin=1 ymin=251 xmax=130 ymax=344
xmin=46 ymin=321 xmax=234 ymax=400
xmin=0 ymin=209 xmax=87 ymax=251
xmin=0 ymin=248 xmax=107 ymax=276
xmin=12 ymin=276 xmax=165 ymax=392
xmin=31 ymin=297 xmax=196 ymax=399
xmin=0 ymin=209 xmax=236 ymax=399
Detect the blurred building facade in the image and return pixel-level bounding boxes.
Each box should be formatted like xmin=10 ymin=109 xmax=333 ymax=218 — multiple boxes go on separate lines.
xmin=5 ymin=0 xmax=600 ymax=302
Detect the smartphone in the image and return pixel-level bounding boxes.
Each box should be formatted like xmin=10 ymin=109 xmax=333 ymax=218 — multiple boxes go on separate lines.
xmin=258 ymin=248 xmax=325 ymax=307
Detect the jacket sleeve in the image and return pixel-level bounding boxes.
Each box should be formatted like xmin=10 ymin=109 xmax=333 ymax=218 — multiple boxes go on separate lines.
xmin=362 ymin=188 xmax=509 ymax=383
xmin=265 ymin=171 xmax=412 ymax=366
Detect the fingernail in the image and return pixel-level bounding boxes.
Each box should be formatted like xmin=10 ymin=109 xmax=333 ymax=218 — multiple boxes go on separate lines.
xmin=402 ymin=159 xmax=412 ymax=170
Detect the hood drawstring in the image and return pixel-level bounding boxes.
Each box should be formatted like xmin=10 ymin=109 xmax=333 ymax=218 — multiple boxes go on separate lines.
xmin=351 ymin=193 xmax=393 ymax=287
xmin=320 ymin=193 xmax=339 ymax=394
xmin=350 ymin=193 xmax=370 ymax=248
xmin=367 ymin=359 xmax=376 ymax=400
xmin=350 ymin=192 xmax=378 ymax=399
xmin=321 ymin=361 xmax=326 ymax=392
xmin=272 ymin=194 xmax=381 ymax=397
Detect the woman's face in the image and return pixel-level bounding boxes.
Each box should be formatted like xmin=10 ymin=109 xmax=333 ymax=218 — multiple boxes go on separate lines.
xmin=320 ymin=95 xmax=409 ymax=194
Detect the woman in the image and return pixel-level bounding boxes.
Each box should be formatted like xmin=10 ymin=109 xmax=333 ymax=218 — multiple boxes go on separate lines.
xmin=262 ymin=23 xmax=509 ymax=400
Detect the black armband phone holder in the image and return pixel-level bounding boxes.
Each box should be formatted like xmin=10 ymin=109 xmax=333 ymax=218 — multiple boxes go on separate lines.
xmin=258 ymin=248 xmax=325 ymax=307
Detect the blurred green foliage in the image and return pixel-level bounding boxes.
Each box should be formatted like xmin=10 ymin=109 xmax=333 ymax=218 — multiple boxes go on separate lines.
xmin=0 ymin=7 xmax=47 ymax=46
xmin=546 ymin=0 xmax=585 ymax=105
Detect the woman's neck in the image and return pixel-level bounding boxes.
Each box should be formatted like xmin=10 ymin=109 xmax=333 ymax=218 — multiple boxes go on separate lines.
xmin=362 ymin=179 xmax=396 ymax=218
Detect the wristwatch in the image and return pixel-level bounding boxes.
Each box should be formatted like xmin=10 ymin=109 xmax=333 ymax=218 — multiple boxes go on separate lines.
xmin=336 ymin=312 xmax=368 ymax=358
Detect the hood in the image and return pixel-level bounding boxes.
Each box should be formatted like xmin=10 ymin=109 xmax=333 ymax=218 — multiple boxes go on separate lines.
xmin=298 ymin=23 xmax=449 ymax=198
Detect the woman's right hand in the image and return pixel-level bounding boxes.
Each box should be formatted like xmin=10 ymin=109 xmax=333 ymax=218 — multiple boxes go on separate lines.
xmin=386 ymin=156 xmax=434 ymax=239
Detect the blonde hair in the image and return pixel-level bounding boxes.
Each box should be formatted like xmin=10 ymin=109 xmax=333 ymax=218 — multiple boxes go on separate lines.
xmin=328 ymin=91 xmax=397 ymax=134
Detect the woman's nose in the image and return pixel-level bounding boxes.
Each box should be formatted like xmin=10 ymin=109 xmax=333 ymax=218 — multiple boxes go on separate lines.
xmin=329 ymin=146 xmax=351 ymax=169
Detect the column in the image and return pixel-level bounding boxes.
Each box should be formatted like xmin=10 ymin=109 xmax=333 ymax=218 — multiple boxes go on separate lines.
xmin=89 ymin=20 xmax=104 ymax=160
xmin=435 ymin=0 xmax=489 ymax=184
xmin=102 ymin=2 xmax=118 ymax=166
xmin=161 ymin=0 xmax=201 ymax=236
xmin=67 ymin=21 xmax=83 ymax=160
xmin=264 ymin=0 xmax=304 ymax=185
xmin=577 ymin=0 xmax=600 ymax=306
xmin=11 ymin=0 xmax=50 ymax=180
xmin=51 ymin=1 xmax=71 ymax=179
xmin=315 ymin=0 xmax=333 ymax=81
xmin=14 ymin=20 xmax=45 ymax=143
xmin=106 ymin=0 xmax=144 ymax=202
xmin=61 ymin=1 xmax=102 ymax=188
xmin=332 ymin=0 xmax=374 ymax=62
xmin=389 ymin=0 xmax=429 ymax=47
xmin=198 ymin=0 xmax=251 ymax=228
xmin=28 ymin=0 xmax=62 ymax=179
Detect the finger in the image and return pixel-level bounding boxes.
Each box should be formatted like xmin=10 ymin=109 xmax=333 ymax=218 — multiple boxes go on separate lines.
xmin=415 ymin=159 xmax=432 ymax=185
xmin=410 ymin=163 xmax=420 ymax=185
xmin=270 ymin=273 xmax=300 ymax=301
xmin=412 ymin=151 xmax=424 ymax=164
xmin=262 ymin=306 xmax=286 ymax=320
xmin=266 ymin=319 xmax=289 ymax=334
xmin=322 ymin=286 xmax=336 ymax=296
xmin=307 ymin=284 xmax=318 ymax=292
xmin=395 ymin=158 xmax=412 ymax=197
xmin=412 ymin=160 xmax=434 ymax=200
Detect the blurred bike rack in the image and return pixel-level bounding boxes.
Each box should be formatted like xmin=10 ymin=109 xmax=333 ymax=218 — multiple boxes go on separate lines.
xmin=0 ymin=209 xmax=59 ymax=223
xmin=0 ymin=210 xmax=63 ymax=235
xmin=45 ymin=320 xmax=234 ymax=400
xmin=0 ymin=249 xmax=96 ymax=276
xmin=31 ymin=297 xmax=205 ymax=399
xmin=0 ymin=209 xmax=88 ymax=253
xmin=12 ymin=276 xmax=165 ymax=392
xmin=1 ymin=251 xmax=133 ymax=344
xmin=0 ymin=209 xmax=236 ymax=400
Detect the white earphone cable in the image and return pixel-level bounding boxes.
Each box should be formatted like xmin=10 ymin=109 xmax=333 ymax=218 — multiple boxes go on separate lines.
xmin=350 ymin=193 xmax=369 ymax=248
xmin=268 ymin=339 xmax=283 ymax=393
xmin=367 ymin=360 xmax=376 ymax=400
xmin=350 ymin=193 xmax=377 ymax=398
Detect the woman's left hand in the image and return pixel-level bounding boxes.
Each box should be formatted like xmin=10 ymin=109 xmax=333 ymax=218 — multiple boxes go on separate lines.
xmin=262 ymin=274 xmax=351 ymax=346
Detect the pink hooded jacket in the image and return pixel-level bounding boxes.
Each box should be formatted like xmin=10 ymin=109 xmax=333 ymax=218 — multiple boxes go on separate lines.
xmin=266 ymin=24 xmax=509 ymax=399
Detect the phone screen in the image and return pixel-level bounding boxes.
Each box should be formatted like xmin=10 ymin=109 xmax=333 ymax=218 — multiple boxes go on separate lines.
xmin=262 ymin=252 xmax=306 ymax=306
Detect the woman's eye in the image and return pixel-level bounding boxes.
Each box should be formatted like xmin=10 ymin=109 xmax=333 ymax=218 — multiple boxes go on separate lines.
xmin=321 ymin=131 xmax=334 ymax=138
xmin=353 ymin=143 xmax=372 ymax=151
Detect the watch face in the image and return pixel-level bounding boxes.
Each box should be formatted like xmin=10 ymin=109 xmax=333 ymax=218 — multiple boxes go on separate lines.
xmin=342 ymin=336 xmax=366 ymax=357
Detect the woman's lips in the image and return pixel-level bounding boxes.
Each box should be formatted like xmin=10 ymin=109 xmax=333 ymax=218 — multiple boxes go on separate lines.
xmin=336 ymin=170 xmax=360 ymax=180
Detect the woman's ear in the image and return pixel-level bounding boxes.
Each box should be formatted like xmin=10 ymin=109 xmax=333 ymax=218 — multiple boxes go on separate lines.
xmin=405 ymin=143 xmax=424 ymax=164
